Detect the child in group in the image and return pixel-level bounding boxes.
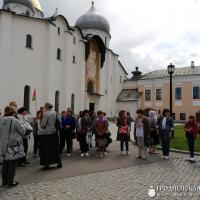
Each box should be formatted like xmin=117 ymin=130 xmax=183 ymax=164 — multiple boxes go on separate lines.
xmin=184 ymin=115 xmax=198 ymax=162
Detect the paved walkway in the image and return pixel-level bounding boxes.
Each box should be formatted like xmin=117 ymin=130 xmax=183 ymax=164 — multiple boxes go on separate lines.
xmin=1 ymin=122 xmax=200 ymax=199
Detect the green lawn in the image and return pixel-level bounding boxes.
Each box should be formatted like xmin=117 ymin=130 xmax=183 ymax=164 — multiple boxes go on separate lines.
xmin=170 ymin=125 xmax=200 ymax=152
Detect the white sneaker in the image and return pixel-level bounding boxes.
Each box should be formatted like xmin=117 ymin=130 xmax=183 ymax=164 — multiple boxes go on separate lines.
xmin=185 ymin=157 xmax=191 ymax=161
xmin=126 ymin=151 xmax=130 ymax=155
xmin=104 ymin=152 xmax=108 ymax=156
xmin=67 ymin=153 xmax=71 ymax=157
xmin=81 ymin=153 xmax=84 ymax=157
xmin=189 ymin=157 xmax=196 ymax=162
xmin=164 ymin=156 xmax=169 ymax=160
xmin=161 ymin=155 xmax=165 ymax=159
xmin=85 ymin=153 xmax=90 ymax=157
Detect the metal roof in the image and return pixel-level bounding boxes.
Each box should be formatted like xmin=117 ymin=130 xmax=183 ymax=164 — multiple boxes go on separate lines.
xmin=116 ymin=89 xmax=138 ymax=102
xmin=3 ymin=0 xmax=42 ymax=11
xmin=75 ymin=2 xmax=110 ymax=34
xmin=142 ymin=66 xmax=200 ymax=80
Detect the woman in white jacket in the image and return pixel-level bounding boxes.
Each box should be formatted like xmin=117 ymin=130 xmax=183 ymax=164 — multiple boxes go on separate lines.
xmin=0 ymin=106 xmax=26 ymax=188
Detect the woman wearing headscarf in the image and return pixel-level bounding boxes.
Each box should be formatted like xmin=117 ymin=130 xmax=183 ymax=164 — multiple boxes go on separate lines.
xmin=39 ymin=103 xmax=62 ymax=169
xmin=0 ymin=106 xmax=26 ymax=187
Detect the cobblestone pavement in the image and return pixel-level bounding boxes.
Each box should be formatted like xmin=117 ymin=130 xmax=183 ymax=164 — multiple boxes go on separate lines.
xmin=1 ymin=122 xmax=200 ymax=200
xmin=1 ymin=150 xmax=200 ymax=199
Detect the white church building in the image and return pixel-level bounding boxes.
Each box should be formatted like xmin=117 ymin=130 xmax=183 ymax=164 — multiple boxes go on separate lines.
xmin=0 ymin=0 xmax=128 ymax=117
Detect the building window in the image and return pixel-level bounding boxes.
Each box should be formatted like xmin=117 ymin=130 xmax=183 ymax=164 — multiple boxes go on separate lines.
xmin=145 ymin=89 xmax=151 ymax=101
xmin=73 ymin=56 xmax=76 ymax=63
xmin=156 ymin=88 xmax=162 ymax=100
xmin=71 ymin=94 xmax=75 ymax=114
xmin=193 ymin=86 xmax=200 ymax=99
xmin=57 ymin=48 xmax=61 ymax=60
xmin=73 ymin=37 xmax=76 ymax=44
xmin=172 ymin=113 xmax=176 ymax=120
xmin=175 ymin=87 xmax=182 ymax=100
xmin=180 ymin=113 xmax=186 ymax=120
xmin=55 ymin=91 xmax=60 ymax=113
xmin=87 ymin=81 xmax=94 ymax=94
xmin=105 ymin=37 xmax=107 ymax=46
xmin=23 ymin=85 xmax=30 ymax=113
xmin=120 ymin=76 xmax=122 ymax=83
xmin=26 ymin=34 xmax=32 ymax=48
xmin=58 ymin=27 xmax=60 ymax=35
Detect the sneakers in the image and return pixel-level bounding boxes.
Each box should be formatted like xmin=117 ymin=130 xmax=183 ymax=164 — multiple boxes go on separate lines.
xmin=161 ymin=155 xmax=165 ymax=159
xmin=104 ymin=152 xmax=108 ymax=156
xmin=135 ymin=155 xmax=141 ymax=158
xmin=84 ymin=153 xmax=90 ymax=157
xmin=189 ymin=157 xmax=196 ymax=162
xmin=67 ymin=153 xmax=71 ymax=157
xmin=164 ymin=156 xmax=169 ymax=160
xmin=81 ymin=153 xmax=84 ymax=157
xmin=126 ymin=151 xmax=130 ymax=155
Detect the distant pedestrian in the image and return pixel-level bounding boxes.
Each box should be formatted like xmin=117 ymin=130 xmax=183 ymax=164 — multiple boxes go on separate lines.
xmin=184 ymin=115 xmax=198 ymax=162
xmin=126 ymin=112 xmax=134 ymax=133
xmin=17 ymin=107 xmax=33 ymax=166
xmin=95 ymin=111 xmax=108 ymax=158
xmin=0 ymin=106 xmax=26 ymax=187
xmin=134 ymin=109 xmax=150 ymax=159
xmin=79 ymin=110 xmax=92 ymax=157
xmin=31 ymin=111 xmax=42 ymax=157
xmin=39 ymin=103 xmax=62 ymax=169
xmin=116 ymin=110 xmax=130 ymax=155
xmin=157 ymin=109 xmax=174 ymax=160
xmin=148 ymin=110 xmax=159 ymax=154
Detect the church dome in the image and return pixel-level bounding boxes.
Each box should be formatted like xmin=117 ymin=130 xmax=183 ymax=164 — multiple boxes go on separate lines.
xmin=75 ymin=2 xmax=110 ymax=34
xmin=3 ymin=0 xmax=42 ymax=12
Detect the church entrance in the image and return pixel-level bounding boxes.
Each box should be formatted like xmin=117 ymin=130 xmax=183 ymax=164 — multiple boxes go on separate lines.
xmin=89 ymin=103 xmax=95 ymax=112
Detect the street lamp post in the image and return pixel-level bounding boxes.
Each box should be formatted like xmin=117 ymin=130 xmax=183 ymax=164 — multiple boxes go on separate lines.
xmin=167 ymin=63 xmax=175 ymax=117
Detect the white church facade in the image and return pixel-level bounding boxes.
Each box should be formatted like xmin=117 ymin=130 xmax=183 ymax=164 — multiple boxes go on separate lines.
xmin=0 ymin=0 xmax=128 ymax=117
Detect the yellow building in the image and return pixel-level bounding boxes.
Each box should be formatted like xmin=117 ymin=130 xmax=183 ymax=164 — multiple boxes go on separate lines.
xmin=119 ymin=63 xmax=200 ymax=122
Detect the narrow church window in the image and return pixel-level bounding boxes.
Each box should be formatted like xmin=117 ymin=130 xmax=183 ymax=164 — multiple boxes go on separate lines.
xmin=57 ymin=48 xmax=61 ymax=60
xmin=73 ymin=37 xmax=76 ymax=44
xmin=105 ymin=36 xmax=107 ymax=46
xmin=73 ymin=56 xmax=76 ymax=63
xmin=55 ymin=91 xmax=60 ymax=113
xmin=58 ymin=27 xmax=60 ymax=35
xmin=71 ymin=94 xmax=75 ymax=113
xmin=87 ymin=81 xmax=94 ymax=94
xmin=24 ymin=85 xmax=30 ymax=113
xmin=26 ymin=34 xmax=32 ymax=48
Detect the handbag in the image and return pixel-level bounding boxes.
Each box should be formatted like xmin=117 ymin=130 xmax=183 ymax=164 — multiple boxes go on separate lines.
xmin=119 ymin=126 xmax=127 ymax=134
xmin=5 ymin=120 xmax=25 ymax=160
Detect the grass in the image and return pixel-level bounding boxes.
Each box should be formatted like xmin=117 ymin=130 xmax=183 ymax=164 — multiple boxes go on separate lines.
xmin=170 ymin=125 xmax=200 ymax=152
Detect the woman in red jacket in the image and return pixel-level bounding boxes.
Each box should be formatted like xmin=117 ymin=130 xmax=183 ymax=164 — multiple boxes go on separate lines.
xmin=184 ymin=115 xmax=198 ymax=162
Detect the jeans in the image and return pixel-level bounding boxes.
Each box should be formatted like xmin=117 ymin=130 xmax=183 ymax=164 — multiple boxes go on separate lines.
xmin=160 ymin=130 xmax=170 ymax=156
xmin=186 ymin=133 xmax=194 ymax=157
xmin=60 ymin=131 xmax=72 ymax=153
xmin=33 ymin=135 xmax=40 ymax=154
xmin=120 ymin=140 xmax=129 ymax=152
xmin=136 ymin=136 xmax=147 ymax=157
xmin=80 ymin=135 xmax=88 ymax=153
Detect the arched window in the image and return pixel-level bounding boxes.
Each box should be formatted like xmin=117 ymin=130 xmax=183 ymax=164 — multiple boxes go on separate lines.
xmin=24 ymin=85 xmax=30 ymax=113
xmin=55 ymin=91 xmax=60 ymax=113
xmin=87 ymin=81 xmax=94 ymax=94
xmin=58 ymin=27 xmax=60 ymax=35
xmin=71 ymin=94 xmax=75 ymax=113
xmin=26 ymin=34 xmax=32 ymax=48
xmin=57 ymin=48 xmax=61 ymax=60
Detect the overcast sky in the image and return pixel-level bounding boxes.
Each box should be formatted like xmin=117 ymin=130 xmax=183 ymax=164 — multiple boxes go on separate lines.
xmin=2 ymin=0 xmax=200 ymax=75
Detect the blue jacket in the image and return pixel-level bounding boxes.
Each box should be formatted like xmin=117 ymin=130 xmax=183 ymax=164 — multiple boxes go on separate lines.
xmin=157 ymin=116 xmax=174 ymax=133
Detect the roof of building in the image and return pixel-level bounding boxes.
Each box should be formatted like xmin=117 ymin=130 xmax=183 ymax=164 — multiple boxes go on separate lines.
xmin=142 ymin=66 xmax=200 ymax=80
xmin=3 ymin=0 xmax=42 ymax=11
xmin=116 ymin=89 xmax=138 ymax=102
xmin=75 ymin=2 xmax=110 ymax=34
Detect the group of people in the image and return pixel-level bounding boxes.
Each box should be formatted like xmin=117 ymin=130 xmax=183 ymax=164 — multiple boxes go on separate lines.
xmin=0 ymin=101 xmax=200 ymax=188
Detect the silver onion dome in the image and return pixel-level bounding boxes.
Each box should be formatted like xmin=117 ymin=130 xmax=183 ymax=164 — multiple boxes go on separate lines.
xmin=3 ymin=0 xmax=42 ymax=11
xmin=75 ymin=2 xmax=110 ymax=34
